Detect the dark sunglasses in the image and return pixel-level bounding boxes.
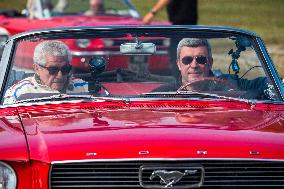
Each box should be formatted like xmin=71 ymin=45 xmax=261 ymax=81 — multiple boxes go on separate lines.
xmin=181 ymin=55 xmax=207 ymax=65
xmin=39 ymin=64 xmax=72 ymax=75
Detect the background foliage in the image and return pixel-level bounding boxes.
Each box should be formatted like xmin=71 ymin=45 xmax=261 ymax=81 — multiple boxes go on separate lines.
xmin=131 ymin=0 xmax=284 ymax=77
xmin=133 ymin=0 xmax=284 ymax=45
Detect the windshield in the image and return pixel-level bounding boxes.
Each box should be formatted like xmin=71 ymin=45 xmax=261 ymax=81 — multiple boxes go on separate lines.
xmin=35 ymin=0 xmax=139 ymax=18
xmin=2 ymin=29 xmax=279 ymax=105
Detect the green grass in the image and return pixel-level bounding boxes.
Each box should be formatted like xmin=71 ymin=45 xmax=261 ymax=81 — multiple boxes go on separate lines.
xmin=0 ymin=1 xmax=26 ymax=11
xmin=132 ymin=0 xmax=284 ymax=45
xmin=131 ymin=0 xmax=284 ymax=76
xmin=198 ymin=0 xmax=284 ymax=45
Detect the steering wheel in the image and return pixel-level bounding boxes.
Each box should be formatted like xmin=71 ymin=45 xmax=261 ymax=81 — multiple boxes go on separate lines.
xmin=177 ymin=77 xmax=237 ymax=92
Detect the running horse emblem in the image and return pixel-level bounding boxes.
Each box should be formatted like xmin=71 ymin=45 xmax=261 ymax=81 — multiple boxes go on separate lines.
xmin=150 ymin=169 xmax=197 ymax=188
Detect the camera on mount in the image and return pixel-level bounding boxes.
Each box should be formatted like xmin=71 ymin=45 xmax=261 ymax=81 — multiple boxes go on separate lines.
xmin=88 ymin=56 xmax=107 ymax=94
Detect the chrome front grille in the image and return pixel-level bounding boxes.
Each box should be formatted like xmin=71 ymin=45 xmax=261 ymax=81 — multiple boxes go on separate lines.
xmin=50 ymin=160 xmax=284 ymax=189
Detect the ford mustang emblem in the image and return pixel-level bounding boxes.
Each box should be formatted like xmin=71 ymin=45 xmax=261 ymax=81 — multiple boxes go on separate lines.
xmin=150 ymin=170 xmax=197 ymax=188
xmin=139 ymin=165 xmax=204 ymax=189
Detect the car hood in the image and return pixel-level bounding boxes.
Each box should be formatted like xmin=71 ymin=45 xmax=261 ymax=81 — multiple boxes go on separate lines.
xmin=17 ymin=101 xmax=284 ymax=163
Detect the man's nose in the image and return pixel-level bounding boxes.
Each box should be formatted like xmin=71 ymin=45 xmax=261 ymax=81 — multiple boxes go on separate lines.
xmin=189 ymin=58 xmax=199 ymax=68
xmin=56 ymin=70 xmax=64 ymax=77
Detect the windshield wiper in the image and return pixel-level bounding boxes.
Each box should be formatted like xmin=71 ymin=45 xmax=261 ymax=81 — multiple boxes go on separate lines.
xmin=15 ymin=93 xmax=134 ymax=105
xmin=142 ymin=91 xmax=252 ymax=103
xmin=15 ymin=94 xmax=100 ymax=104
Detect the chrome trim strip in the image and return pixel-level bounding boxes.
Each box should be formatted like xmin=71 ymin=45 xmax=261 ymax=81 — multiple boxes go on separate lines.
xmin=72 ymin=51 xmax=121 ymax=56
xmin=256 ymin=37 xmax=284 ymax=101
xmin=51 ymin=158 xmax=284 ymax=164
xmin=71 ymin=50 xmax=168 ymax=56
xmin=10 ymin=26 xmax=258 ymax=42
xmin=124 ymin=0 xmax=141 ymax=18
xmin=197 ymin=150 xmax=208 ymax=155
xmin=1 ymin=96 xmax=283 ymax=108
xmin=249 ymin=151 xmax=261 ymax=155
xmin=0 ymin=40 xmax=14 ymax=103
xmin=139 ymin=151 xmax=150 ymax=155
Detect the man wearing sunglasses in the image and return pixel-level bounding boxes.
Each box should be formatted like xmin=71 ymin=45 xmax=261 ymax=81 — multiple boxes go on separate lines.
xmin=154 ymin=38 xmax=220 ymax=92
xmin=176 ymin=38 xmax=213 ymax=87
xmin=4 ymin=40 xmax=88 ymax=104
xmin=153 ymin=38 xmax=276 ymax=100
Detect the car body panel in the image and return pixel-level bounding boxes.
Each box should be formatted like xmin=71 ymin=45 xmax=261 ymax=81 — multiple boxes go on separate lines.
xmin=14 ymin=100 xmax=284 ymax=162
xmin=0 ymin=107 xmax=29 ymax=161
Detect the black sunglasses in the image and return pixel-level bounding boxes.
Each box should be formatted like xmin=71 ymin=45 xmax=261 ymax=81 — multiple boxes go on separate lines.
xmin=181 ymin=55 xmax=207 ymax=65
xmin=39 ymin=64 xmax=72 ymax=75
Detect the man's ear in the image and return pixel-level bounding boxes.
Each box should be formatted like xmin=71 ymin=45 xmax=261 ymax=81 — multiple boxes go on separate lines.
xmin=33 ymin=64 xmax=39 ymax=73
xmin=176 ymin=59 xmax=181 ymax=71
xmin=208 ymin=57 xmax=213 ymax=68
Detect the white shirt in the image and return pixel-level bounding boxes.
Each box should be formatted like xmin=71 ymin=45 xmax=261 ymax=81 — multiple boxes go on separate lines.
xmin=3 ymin=76 xmax=88 ymax=105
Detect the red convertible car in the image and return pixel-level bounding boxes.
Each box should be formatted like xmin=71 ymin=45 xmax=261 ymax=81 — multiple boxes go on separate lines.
xmin=0 ymin=25 xmax=284 ymax=189
xmin=0 ymin=0 xmax=169 ymax=72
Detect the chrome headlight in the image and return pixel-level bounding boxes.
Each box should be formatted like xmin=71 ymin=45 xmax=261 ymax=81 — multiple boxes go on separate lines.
xmin=76 ymin=39 xmax=91 ymax=48
xmin=0 ymin=162 xmax=17 ymax=189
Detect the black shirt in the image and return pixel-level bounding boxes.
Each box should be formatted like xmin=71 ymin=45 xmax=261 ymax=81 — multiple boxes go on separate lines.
xmin=167 ymin=0 xmax=198 ymax=25
xmin=152 ymin=74 xmax=274 ymax=100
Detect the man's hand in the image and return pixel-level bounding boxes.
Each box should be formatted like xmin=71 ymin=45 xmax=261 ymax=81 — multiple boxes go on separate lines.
xmin=143 ymin=12 xmax=155 ymax=25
